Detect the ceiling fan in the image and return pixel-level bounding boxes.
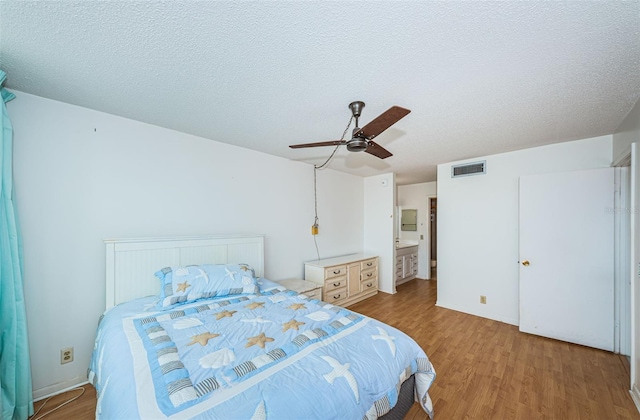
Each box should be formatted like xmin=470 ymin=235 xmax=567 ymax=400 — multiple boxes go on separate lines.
xmin=289 ymin=101 xmax=411 ymax=159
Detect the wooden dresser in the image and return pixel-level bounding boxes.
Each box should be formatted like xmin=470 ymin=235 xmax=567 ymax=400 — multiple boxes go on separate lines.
xmin=304 ymin=254 xmax=378 ymax=307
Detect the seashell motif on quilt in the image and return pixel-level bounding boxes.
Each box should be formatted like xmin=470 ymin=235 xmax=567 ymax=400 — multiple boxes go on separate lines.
xmin=174 ymin=267 xmax=190 ymax=277
xmin=172 ymin=318 xmax=204 ymax=330
xmin=242 ymin=276 xmax=254 ymax=285
xmin=305 ymin=311 xmax=331 ymax=321
xmin=199 ymin=348 xmax=236 ymax=369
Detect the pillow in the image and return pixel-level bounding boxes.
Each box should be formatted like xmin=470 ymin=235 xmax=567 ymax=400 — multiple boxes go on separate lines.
xmin=155 ymin=263 xmax=258 ymax=309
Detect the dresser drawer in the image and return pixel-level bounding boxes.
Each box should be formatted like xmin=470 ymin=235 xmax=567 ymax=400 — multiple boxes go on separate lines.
xmin=361 ymin=259 xmax=377 ymax=271
xmin=325 ymin=265 xmax=348 ymax=279
xmin=361 ymin=278 xmax=377 ymax=292
xmin=324 ymin=287 xmax=347 ymax=304
xmin=361 ymin=268 xmax=376 ymax=282
xmin=324 ymin=275 xmax=347 ymax=292
xmin=304 ymin=287 xmax=322 ymax=300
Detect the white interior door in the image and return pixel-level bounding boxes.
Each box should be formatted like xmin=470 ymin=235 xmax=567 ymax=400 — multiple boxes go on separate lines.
xmin=519 ymin=168 xmax=614 ymax=351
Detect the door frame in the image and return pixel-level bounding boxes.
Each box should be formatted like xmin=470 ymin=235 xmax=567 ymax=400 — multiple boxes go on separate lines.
xmin=613 ymin=145 xmax=636 ymax=396
xmin=613 ymin=165 xmax=631 ymax=356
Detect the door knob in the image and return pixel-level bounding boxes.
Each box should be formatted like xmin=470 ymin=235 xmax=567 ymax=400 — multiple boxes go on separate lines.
xmin=522 ymin=260 xmax=530 ymax=266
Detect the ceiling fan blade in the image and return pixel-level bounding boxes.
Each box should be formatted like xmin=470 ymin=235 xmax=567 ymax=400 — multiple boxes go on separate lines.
xmin=289 ymin=140 xmax=346 ymax=149
xmin=354 ymin=106 xmax=411 ymax=140
xmin=365 ymin=140 xmax=393 ymax=159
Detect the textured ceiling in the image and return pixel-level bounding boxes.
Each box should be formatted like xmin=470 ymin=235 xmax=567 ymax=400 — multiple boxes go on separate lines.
xmin=1 ymin=1 xmax=639 ymax=184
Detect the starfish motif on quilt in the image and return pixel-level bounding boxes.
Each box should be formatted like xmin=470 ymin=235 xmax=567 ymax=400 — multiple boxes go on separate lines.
xmin=282 ymin=319 xmax=305 ymax=332
xmin=245 ymin=332 xmax=274 ymax=349
xmin=215 ymin=310 xmax=237 ymax=320
xmin=245 ymin=301 xmax=265 ymax=310
xmin=176 ymin=281 xmax=191 ymax=293
xmin=187 ymin=331 xmax=220 ymax=346
xmin=239 ymin=264 xmax=251 ymax=272
xmin=288 ymin=303 xmax=306 ymax=311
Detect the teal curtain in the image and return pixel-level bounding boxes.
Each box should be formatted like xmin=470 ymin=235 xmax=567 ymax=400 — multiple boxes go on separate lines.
xmin=0 ymin=71 xmax=33 ymax=420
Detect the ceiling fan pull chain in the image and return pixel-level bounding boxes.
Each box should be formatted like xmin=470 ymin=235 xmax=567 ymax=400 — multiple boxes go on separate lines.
xmin=311 ymin=113 xmax=354 ymax=260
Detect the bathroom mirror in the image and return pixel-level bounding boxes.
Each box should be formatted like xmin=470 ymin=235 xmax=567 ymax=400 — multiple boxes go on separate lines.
xmin=401 ymin=209 xmax=417 ymax=231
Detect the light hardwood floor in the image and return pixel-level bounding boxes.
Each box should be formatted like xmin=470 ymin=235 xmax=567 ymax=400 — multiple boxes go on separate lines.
xmin=32 ymin=278 xmax=640 ymax=419
xmin=351 ymin=278 xmax=639 ymax=419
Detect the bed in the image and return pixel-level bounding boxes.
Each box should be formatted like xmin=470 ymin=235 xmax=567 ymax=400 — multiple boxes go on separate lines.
xmin=89 ymin=235 xmax=435 ymax=419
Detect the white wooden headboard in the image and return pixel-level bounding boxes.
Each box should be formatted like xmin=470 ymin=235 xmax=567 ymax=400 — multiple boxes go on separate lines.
xmin=104 ymin=235 xmax=265 ymax=309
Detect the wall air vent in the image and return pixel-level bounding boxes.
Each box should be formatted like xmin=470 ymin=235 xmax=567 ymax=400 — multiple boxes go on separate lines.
xmin=451 ymin=161 xmax=486 ymax=178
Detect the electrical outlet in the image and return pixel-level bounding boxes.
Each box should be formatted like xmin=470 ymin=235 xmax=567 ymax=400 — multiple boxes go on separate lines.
xmin=61 ymin=347 xmax=73 ymax=364
xmin=480 ymin=295 xmax=487 ymax=304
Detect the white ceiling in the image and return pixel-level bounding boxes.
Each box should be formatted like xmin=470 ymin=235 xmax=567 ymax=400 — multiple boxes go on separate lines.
xmin=1 ymin=1 xmax=639 ymax=185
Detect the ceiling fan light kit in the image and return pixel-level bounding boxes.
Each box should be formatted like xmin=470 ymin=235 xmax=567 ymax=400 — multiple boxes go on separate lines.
xmin=289 ymin=101 xmax=411 ymax=160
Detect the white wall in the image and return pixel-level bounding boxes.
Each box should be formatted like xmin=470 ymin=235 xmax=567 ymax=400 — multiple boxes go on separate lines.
xmin=363 ymin=173 xmax=396 ymax=294
xmin=8 ymin=92 xmax=365 ymax=398
xmin=397 ymin=182 xmax=437 ymax=279
xmin=437 ymin=135 xmax=612 ymax=326
xmin=613 ymin=98 xmax=640 ymax=406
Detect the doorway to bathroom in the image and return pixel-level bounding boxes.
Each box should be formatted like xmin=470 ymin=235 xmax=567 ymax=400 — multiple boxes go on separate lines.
xmin=429 ymin=197 xmax=437 ymax=279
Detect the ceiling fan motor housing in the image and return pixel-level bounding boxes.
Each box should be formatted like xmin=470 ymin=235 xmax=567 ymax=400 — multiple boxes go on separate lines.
xmin=346 ymin=137 xmax=368 ymax=152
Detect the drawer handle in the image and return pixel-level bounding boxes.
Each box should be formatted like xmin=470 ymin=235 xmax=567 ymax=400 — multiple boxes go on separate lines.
xmin=333 ymin=282 xmax=341 ymax=287
xmin=366 ymin=273 xmax=373 ymax=277
xmin=333 ymin=270 xmax=341 ymax=275
xmin=333 ymin=294 xmax=341 ymax=300
xmin=366 ymin=262 xmax=373 ymax=267
xmin=366 ymin=282 xmax=373 ymax=287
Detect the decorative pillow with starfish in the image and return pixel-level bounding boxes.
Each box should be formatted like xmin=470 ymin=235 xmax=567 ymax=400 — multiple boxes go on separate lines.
xmin=155 ymin=264 xmax=259 ymax=309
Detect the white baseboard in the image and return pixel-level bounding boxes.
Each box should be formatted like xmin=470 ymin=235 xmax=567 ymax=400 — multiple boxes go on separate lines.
xmin=630 ymin=383 xmax=640 ymax=415
xmin=33 ymin=376 xmax=88 ymax=401
xmin=435 ymin=300 xmax=519 ymax=326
